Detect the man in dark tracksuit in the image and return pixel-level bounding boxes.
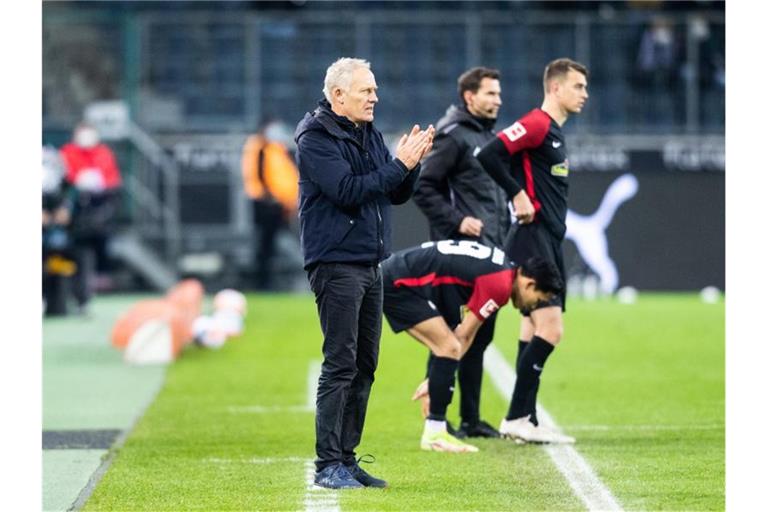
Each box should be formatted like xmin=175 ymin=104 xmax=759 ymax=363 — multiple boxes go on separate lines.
xmin=295 ymin=58 xmax=434 ymax=489
xmin=412 ymin=67 xmax=511 ymax=439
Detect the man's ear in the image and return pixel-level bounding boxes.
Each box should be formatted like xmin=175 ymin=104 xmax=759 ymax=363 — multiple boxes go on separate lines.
xmin=333 ymin=87 xmax=345 ymax=104
xmin=462 ymin=89 xmax=473 ymax=106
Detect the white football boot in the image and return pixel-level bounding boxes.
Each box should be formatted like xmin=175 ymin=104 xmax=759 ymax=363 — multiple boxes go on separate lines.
xmin=499 ymin=415 xmax=575 ymax=444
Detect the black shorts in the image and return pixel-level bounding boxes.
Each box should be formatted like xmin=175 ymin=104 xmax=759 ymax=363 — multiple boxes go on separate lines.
xmin=382 ymin=280 xmax=441 ymax=333
xmin=505 ymin=222 xmax=566 ymax=315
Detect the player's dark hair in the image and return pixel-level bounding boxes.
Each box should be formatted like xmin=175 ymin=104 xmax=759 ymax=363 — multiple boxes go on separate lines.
xmin=457 ymin=67 xmax=501 ymax=104
xmin=543 ymin=58 xmax=588 ymax=92
xmin=519 ymin=257 xmax=564 ymax=295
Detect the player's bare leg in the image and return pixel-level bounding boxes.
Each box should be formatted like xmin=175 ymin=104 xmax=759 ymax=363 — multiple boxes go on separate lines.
xmin=406 ymin=318 xmax=479 ymax=453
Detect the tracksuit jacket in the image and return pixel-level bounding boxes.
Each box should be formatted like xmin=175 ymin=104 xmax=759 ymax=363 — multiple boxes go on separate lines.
xmin=412 ymin=105 xmax=511 ymax=248
xmin=294 ymin=99 xmax=420 ymax=269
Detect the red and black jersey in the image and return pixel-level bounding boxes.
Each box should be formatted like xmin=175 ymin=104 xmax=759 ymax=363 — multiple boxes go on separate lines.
xmin=477 ymin=108 xmax=570 ymax=240
xmin=382 ymin=240 xmax=515 ymax=323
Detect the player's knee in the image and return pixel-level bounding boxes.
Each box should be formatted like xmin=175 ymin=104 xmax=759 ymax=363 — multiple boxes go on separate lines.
xmin=537 ymin=324 xmax=563 ymax=344
xmin=433 ymin=339 xmax=461 ymax=360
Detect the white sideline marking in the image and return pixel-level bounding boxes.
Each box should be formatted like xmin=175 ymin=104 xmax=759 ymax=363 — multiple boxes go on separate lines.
xmin=307 ymin=360 xmax=321 ymax=409
xmin=303 ymin=360 xmax=340 ymax=512
xmin=565 ymin=424 xmax=723 ymax=432
xmin=227 ymin=405 xmax=313 ymax=413
xmin=483 ymin=345 xmax=623 ymax=511
xmin=204 ymin=456 xmax=306 ymax=465
xmin=304 ymin=460 xmax=340 ymax=512
xmin=227 ymin=361 xmax=322 ymax=414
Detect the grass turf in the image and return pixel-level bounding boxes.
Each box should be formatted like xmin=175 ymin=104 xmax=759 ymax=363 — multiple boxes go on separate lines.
xmin=83 ymin=293 xmax=723 ymax=511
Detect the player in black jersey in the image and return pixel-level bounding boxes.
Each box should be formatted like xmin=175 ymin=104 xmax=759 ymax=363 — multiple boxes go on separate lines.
xmin=477 ymin=58 xmax=588 ymax=443
xmin=382 ymin=240 xmax=563 ymax=451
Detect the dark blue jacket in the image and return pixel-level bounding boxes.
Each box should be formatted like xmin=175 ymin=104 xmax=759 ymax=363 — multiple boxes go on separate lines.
xmin=295 ymin=100 xmax=420 ymax=269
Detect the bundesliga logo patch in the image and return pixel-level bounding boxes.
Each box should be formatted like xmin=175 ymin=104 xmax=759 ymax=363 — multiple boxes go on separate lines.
xmin=502 ymin=122 xmax=527 ymax=142
xmin=551 ymin=160 xmax=569 ymax=177
xmin=479 ymin=299 xmax=500 ymax=318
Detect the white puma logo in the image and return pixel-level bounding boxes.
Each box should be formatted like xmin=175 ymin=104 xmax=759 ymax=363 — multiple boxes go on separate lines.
xmin=552 ymin=141 xmax=562 ymax=148
xmin=565 ymin=174 xmax=639 ymax=294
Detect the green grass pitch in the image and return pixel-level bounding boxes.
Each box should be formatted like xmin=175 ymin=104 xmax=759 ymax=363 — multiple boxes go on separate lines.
xmin=84 ymin=293 xmax=724 ymax=511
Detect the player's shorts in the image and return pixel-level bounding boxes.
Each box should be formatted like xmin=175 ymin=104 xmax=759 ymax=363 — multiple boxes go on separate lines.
xmin=382 ymin=279 xmax=442 ymax=333
xmin=505 ymin=222 xmax=566 ymax=315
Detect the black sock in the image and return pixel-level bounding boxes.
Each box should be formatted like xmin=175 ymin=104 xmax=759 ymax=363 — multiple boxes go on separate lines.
xmin=524 ymin=381 xmax=541 ymax=426
xmin=506 ymin=336 xmax=554 ymax=421
xmin=427 ymin=356 xmax=459 ymax=421
xmin=516 ymin=339 xmax=538 ymax=424
xmin=426 ymin=352 xmax=435 ymax=378
xmin=516 ymin=339 xmax=529 ymax=371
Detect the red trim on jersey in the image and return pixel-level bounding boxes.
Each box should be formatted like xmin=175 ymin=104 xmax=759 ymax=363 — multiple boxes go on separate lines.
xmin=394 ymin=272 xmax=473 ymax=288
xmin=466 ymin=269 xmax=515 ymax=320
xmin=522 ymin=151 xmax=542 ymax=215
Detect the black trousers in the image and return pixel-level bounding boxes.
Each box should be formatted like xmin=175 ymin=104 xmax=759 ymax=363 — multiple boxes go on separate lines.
xmin=308 ymin=262 xmax=382 ymax=472
xmin=252 ymin=200 xmax=286 ymax=290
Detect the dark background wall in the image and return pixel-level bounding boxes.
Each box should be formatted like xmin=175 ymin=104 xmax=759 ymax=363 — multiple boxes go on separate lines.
xmin=392 ymin=167 xmax=724 ymax=291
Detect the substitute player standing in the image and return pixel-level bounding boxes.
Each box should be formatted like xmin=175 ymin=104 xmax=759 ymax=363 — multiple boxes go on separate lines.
xmin=382 ymin=240 xmax=564 ymax=452
xmin=477 ymin=58 xmax=588 ymax=443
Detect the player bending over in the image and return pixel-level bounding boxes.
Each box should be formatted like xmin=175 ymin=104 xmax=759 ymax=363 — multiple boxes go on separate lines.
xmin=382 ymin=240 xmax=562 ymax=452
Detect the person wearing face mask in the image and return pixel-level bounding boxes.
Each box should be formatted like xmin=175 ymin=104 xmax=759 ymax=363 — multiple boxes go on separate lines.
xmin=60 ymin=122 xmax=123 ymax=312
xmin=241 ymin=118 xmax=300 ymax=290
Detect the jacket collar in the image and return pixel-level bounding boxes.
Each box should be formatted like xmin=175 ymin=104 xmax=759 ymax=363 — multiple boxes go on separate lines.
xmin=438 ymin=104 xmax=497 ymax=132
xmin=313 ymin=99 xmax=369 ymax=148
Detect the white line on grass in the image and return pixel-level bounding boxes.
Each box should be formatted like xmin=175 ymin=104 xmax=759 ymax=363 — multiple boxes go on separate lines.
xmin=483 ymin=344 xmax=624 ymax=512
xmin=303 ymin=360 xmax=340 ymax=512
xmin=204 ymin=456 xmax=306 ymax=465
xmin=304 ymin=460 xmax=340 ymax=512
xmin=226 ymin=362 xmax=322 ymax=414
xmin=227 ymin=405 xmax=313 ymax=413
xmin=564 ymin=424 xmax=723 ymax=432
xmin=307 ymin=360 xmax=321 ymax=409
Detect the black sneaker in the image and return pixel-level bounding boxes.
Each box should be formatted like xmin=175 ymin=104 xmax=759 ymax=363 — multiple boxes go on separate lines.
xmin=345 ymin=455 xmax=387 ymax=488
xmin=458 ymin=419 xmax=501 ymax=438
xmin=314 ymin=463 xmax=364 ymax=489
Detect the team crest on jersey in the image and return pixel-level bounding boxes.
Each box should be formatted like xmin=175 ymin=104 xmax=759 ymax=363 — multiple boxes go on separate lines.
xmin=479 ymin=299 xmax=500 ymax=318
xmin=551 ymin=159 xmax=569 ymax=177
xmin=502 ymin=122 xmax=527 ymax=142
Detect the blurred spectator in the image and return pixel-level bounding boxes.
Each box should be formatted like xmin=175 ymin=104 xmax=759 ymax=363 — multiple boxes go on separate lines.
xmin=634 ymin=16 xmax=683 ymax=126
xmin=42 ymin=146 xmax=76 ymax=316
xmin=241 ymin=119 xmax=299 ymax=290
xmin=682 ymin=15 xmax=725 ymax=92
xmin=60 ymin=122 xmax=123 ymax=312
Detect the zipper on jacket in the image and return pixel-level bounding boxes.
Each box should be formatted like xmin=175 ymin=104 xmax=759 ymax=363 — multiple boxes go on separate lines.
xmin=375 ymin=199 xmax=383 ymax=261
xmin=364 ymin=147 xmax=384 ymax=262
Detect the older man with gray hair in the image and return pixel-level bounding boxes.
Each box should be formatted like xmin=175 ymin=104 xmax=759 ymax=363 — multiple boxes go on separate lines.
xmin=295 ymin=58 xmax=434 ymax=489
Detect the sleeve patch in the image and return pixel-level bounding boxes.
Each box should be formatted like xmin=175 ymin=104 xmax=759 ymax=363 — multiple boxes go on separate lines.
xmin=466 ymin=269 xmax=513 ymax=320
xmin=501 ymin=122 xmax=527 ymax=142
xmin=478 ymin=299 xmax=500 ymax=318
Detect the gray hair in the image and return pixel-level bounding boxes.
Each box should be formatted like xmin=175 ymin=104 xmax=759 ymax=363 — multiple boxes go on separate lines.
xmin=323 ymin=58 xmax=371 ymax=103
